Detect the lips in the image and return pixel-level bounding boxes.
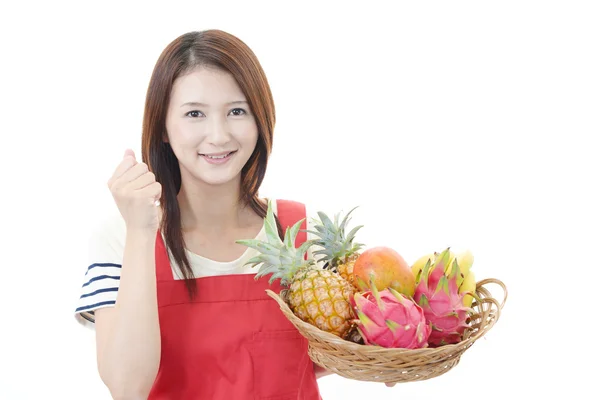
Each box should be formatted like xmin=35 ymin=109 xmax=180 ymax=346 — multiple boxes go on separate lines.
xmin=199 ymin=150 xmax=237 ymax=164
xmin=199 ymin=150 xmax=237 ymax=159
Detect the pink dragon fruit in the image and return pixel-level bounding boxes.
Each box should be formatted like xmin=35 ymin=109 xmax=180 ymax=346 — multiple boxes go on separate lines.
xmin=350 ymin=279 xmax=431 ymax=349
xmin=414 ymin=248 xmax=473 ymax=347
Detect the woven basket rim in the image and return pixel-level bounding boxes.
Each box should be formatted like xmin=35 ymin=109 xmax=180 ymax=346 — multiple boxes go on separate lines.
xmin=266 ymin=277 xmax=507 ymax=355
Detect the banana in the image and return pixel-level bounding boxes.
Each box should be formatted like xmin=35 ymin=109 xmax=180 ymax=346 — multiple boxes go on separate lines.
xmin=454 ymin=249 xmax=474 ymax=276
xmin=459 ymin=270 xmax=476 ymax=307
xmin=410 ymin=253 xmax=434 ymax=280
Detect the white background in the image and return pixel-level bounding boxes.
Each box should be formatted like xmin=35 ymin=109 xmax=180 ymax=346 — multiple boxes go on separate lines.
xmin=1 ymin=0 xmax=598 ymax=399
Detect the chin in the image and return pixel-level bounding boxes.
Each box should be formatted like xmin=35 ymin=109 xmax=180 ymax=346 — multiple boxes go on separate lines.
xmin=195 ymin=172 xmax=242 ymax=187
xmin=180 ymin=156 xmax=247 ymax=187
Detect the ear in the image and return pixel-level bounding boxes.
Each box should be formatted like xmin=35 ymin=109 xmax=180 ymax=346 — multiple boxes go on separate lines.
xmin=162 ymin=131 xmax=169 ymax=143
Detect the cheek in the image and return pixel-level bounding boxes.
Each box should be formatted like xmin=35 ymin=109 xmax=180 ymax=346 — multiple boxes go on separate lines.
xmin=168 ymin=122 xmax=201 ymax=146
xmin=233 ymin=121 xmax=259 ymax=147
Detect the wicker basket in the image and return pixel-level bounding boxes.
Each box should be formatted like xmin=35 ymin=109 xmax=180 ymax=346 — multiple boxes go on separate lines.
xmin=266 ymin=278 xmax=507 ymax=384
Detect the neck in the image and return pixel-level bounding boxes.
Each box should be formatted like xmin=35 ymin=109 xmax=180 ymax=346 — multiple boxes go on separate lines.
xmin=177 ymin=177 xmax=252 ymax=234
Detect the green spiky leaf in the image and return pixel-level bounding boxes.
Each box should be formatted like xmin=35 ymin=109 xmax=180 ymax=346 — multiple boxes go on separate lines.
xmin=309 ymin=206 xmax=363 ymax=268
xmin=235 ymin=199 xmax=315 ymax=287
xmin=287 ymin=219 xmax=304 ymax=247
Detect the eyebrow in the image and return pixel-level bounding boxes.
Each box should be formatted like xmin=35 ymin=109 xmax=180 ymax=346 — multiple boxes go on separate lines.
xmin=180 ymin=101 xmax=248 ymax=108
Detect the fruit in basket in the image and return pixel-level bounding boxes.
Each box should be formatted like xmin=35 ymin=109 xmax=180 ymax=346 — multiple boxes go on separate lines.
xmin=307 ymin=206 xmax=365 ymax=287
xmin=342 ymin=323 xmax=365 ymax=344
xmin=413 ymin=248 xmax=473 ymax=347
xmin=454 ymin=250 xmax=476 ymax=306
xmin=459 ymin=270 xmax=476 ymax=307
xmin=350 ymin=278 xmax=431 ymax=349
xmin=411 ymin=253 xmax=432 ymax=278
xmin=454 ymin=249 xmax=474 ymax=276
xmin=236 ymin=200 xmax=356 ymax=338
xmin=352 ymin=247 xmax=416 ymax=297
xmin=412 ymin=249 xmax=473 ymax=282
xmin=412 ymin=248 xmax=476 ymax=308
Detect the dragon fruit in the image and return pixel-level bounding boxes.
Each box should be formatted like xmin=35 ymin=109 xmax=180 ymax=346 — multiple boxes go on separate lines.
xmin=350 ymin=279 xmax=431 ymax=349
xmin=414 ymin=248 xmax=473 ymax=347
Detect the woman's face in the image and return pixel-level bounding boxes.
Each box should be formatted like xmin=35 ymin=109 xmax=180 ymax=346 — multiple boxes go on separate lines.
xmin=165 ymin=66 xmax=259 ymax=188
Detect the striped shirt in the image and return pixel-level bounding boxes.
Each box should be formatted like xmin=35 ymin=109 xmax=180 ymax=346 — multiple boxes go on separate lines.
xmin=74 ymin=200 xmax=325 ymax=329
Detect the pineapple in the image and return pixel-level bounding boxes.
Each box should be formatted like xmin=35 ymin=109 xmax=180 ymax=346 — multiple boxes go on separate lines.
xmin=236 ymin=200 xmax=356 ymax=338
xmin=306 ymin=207 xmax=364 ymax=288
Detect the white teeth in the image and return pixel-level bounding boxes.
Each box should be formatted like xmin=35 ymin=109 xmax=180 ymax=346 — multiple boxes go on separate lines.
xmin=202 ymin=152 xmax=232 ymax=159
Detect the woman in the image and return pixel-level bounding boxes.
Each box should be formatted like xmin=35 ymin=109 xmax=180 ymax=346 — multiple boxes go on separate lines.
xmin=75 ymin=29 xmax=329 ymax=399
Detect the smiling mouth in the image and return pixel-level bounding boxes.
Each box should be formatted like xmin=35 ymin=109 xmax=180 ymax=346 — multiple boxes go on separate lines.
xmin=199 ymin=151 xmax=237 ymax=159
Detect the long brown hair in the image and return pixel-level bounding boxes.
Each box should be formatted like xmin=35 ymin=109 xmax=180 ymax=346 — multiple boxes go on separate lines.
xmin=141 ymin=30 xmax=283 ymax=298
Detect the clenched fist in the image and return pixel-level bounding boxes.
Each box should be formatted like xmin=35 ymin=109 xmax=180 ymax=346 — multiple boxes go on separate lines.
xmin=107 ymin=149 xmax=162 ymax=232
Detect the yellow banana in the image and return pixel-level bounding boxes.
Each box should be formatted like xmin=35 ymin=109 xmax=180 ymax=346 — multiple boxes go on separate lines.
xmin=454 ymin=249 xmax=474 ymax=276
xmin=459 ymin=270 xmax=476 ymax=307
xmin=411 ymin=253 xmax=434 ymax=280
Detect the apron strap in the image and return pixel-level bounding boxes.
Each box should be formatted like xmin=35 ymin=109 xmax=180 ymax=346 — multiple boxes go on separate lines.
xmin=155 ymin=231 xmax=174 ymax=282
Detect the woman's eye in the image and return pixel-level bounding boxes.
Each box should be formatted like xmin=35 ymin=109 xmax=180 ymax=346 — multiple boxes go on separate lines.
xmin=229 ymin=108 xmax=247 ymax=116
xmin=186 ymin=110 xmax=204 ymax=118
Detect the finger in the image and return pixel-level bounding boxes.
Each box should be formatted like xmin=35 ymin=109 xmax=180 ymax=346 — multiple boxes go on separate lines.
xmin=108 ymin=155 xmax=138 ymax=185
xmin=125 ymin=171 xmax=157 ymax=191
xmin=385 ymin=383 xmax=396 ymax=387
xmin=123 ymin=149 xmax=136 ymax=159
xmin=116 ymin=163 xmax=151 ymax=186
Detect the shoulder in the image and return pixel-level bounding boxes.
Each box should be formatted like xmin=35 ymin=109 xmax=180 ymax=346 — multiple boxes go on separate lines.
xmin=87 ymin=211 xmax=127 ymax=262
xmin=75 ymin=211 xmax=127 ymax=329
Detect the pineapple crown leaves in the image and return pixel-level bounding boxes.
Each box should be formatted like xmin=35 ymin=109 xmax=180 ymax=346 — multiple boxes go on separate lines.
xmin=235 ymin=199 xmax=316 ymax=286
xmin=303 ymin=206 xmax=365 ymax=265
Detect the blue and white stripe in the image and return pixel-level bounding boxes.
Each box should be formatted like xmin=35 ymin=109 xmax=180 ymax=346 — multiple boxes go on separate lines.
xmin=75 ymin=263 xmax=122 ymax=325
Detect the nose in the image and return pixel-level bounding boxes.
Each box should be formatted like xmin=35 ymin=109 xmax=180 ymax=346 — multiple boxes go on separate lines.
xmin=206 ymin=115 xmax=231 ymax=146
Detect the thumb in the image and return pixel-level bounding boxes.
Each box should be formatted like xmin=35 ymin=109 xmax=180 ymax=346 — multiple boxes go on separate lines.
xmin=123 ymin=149 xmax=136 ymax=160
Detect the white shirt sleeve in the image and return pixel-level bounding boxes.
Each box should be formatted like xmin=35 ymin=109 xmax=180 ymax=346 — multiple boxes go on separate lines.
xmin=74 ymin=212 xmax=126 ymax=330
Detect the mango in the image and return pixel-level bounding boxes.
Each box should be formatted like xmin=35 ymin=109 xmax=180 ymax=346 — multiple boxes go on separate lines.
xmin=353 ymin=246 xmax=416 ymax=297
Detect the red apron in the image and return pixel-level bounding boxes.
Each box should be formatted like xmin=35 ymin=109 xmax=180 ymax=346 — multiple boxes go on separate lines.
xmin=148 ymin=199 xmax=322 ymax=399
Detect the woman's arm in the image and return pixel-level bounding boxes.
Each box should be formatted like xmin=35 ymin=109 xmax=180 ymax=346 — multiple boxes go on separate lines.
xmin=95 ymin=229 xmax=161 ymax=399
